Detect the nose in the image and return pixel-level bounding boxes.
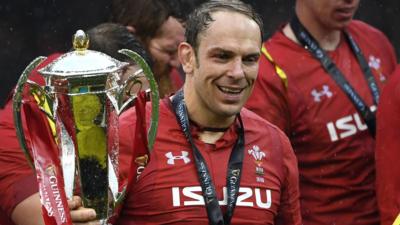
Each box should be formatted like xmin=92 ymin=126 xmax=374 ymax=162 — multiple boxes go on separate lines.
xmin=229 ymin=58 xmax=245 ymax=78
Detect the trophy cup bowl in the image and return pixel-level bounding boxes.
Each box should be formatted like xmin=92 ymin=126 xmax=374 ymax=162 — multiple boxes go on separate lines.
xmin=12 ymin=30 xmax=159 ymax=224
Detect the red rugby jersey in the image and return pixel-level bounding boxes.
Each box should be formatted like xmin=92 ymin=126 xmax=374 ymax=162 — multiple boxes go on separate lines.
xmin=246 ymin=20 xmax=397 ymax=225
xmin=117 ymin=99 xmax=302 ymax=225
xmin=376 ymin=66 xmax=400 ymax=225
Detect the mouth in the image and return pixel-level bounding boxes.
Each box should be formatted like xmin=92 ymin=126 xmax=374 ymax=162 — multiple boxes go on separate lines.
xmin=334 ymin=7 xmax=356 ymax=19
xmin=217 ymin=86 xmax=246 ymax=95
xmin=337 ymin=6 xmax=355 ymax=13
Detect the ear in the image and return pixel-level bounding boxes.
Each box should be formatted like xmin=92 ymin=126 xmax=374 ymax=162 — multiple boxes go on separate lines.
xmin=178 ymin=42 xmax=196 ymax=75
xmin=126 ymin=25 xmax=136 ymax=33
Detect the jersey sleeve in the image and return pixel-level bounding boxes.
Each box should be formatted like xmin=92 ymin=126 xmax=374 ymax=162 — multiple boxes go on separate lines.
xmin=0 ymin=102 xmax=38 ymax=218
xmin=350 ymin=21 xmax=397 ymax=79
xmin=246 ymin=53 xmax=291 ymax=135
xmin=274 ymin=131 xmax=302 ymax=225
xmin=0 ymin=54 xmax=61 ymax=218
xmin=372 ymin=24 xmax=397 ymax=73
xmin=376 ymin=67 xmax=400 ymax=225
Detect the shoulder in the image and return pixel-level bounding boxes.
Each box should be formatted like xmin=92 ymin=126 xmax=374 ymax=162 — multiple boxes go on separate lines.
xmin=241 ymin=108 xmax=296 ymax=164
xmin=348 ymin=20 xmax=384 ymax=36
xmin=241 ymin=108 xmax=287 ymax=138
xmin=119 ymin=97 xmax=178 ymax=139
xmin=264 ymin=26 xmax=303 ymax=56
xmin=347 ymin=20 xmax=391 ymax=46
xmin=387 ymin=66 xmax=400 ymax=85
xmin=381 ymin=66 xmax=400 ymax=102
xmin=348 ymin=20 xmax=397 ymax=74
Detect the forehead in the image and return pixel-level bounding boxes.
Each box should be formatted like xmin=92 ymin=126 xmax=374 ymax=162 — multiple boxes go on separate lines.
xmin=154 ymin=17 xmax=185 ymax=44
xmin=197 ymin=11 xmax=262 ymax=52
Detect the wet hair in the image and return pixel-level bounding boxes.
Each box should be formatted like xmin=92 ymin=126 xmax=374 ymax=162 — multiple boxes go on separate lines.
xmin=111 ymin=0 xmax=186 ymax=47
xmin=86 ymin=23 xmax=152 ymax=67
xmin=185 ymin=0 xmax=264 ymax=52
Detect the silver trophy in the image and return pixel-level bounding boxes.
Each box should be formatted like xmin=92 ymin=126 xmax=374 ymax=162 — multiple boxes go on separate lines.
xmin=13 ymin=30 xmax=159 ymax=224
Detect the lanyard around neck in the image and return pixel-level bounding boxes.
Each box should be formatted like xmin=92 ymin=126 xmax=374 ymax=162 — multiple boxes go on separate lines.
xmin=290 ymin=15 xmax=379 ymax=137
xmin=171 ymin=90 xmax=245 ymax=225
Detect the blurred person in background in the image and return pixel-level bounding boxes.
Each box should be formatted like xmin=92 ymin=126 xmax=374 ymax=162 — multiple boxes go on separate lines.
xmin=111 ymin=0 xmax=204 ymax=97
xmin=246 ymin=0 xmax=397 ymax=224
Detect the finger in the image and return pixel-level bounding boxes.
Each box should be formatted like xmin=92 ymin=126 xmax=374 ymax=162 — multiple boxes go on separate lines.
xmin=70 ymin=206 xmax=97 ymax=222
xmin=68 ymin=196 xmax=83 ymax=209
xmin=73 ymin=221 xmax=101 ymax=225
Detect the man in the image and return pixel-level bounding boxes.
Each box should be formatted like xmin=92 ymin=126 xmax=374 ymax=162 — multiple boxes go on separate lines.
xmin=86 ymin=23 xmax=153 ymax=96
xmin=69 ymin=1 xmax=302 ymax=224
xmin=246 ymin=0 xmax=397 ymax=224
xmin=376 ymin=66 xmax=400 ymax=225
xmin=111 ymin=0 xmax=189 ymax=97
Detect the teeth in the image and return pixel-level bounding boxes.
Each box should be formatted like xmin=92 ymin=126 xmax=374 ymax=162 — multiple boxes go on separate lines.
xmin=219 ymin=86 xmax=242 ymax=94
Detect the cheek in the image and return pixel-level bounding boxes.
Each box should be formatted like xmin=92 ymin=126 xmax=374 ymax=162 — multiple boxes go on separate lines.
xmin=149 ymin=49 xmax=168 ymax=64
xmin=245 ymin=66 xmax=259 ymax=82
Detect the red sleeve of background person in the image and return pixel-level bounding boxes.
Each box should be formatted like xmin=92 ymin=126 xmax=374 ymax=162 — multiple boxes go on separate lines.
xmin=376 ymin=66 xmax=400 ymax=225
xmin=245 ymin=48 xmax=291 ymax=135
xmin=0 ymin=53 xmax=61 ymax=221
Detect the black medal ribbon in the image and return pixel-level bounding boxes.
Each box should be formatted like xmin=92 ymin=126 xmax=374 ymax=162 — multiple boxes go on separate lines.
xmin=290 ymin=15 xmax=379 ymax=137
xmin=171 ymin=89 xmax=245 ymax=225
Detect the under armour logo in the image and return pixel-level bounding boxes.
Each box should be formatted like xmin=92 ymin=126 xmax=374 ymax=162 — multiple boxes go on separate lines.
xmin=165 ymin=151 xmax=191 ymax=165
xmin=311 ymin=85 xmax=333 ymax=102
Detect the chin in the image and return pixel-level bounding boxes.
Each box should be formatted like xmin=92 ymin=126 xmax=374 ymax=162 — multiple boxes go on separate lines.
xmin=331 ymin=18 xmax=354 ymax=29
xmin=218 ymin=104 xmax=243 ymax=117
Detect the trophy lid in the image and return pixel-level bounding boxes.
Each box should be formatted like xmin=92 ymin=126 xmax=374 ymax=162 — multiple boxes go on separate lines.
xmin=39 ymin=30 xmax=129 ymax=77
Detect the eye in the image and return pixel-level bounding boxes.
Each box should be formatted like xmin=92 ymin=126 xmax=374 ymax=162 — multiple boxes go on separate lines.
xmin=214 ymin=51 xmax=232 ymax=61
xmin=243 ymin=54 xmax=260 ymax=65
xmin=165 ymin=48 xmax=177 ymax=56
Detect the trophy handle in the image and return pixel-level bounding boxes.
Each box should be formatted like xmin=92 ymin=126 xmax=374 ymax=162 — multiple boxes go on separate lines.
xmin=118 ymin=69 xmax=145 ymax=112
xmin=12 ymin=56 xmax=47 ymax=169
xmin=118 ymin=49 xmax=159 ymax=151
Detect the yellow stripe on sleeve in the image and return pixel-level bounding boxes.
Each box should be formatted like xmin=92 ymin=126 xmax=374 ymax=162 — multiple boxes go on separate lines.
xmin=261 ymin=45 xmax=288 ymax=89
xmin=393 ymin=213 xmax=400 ymax=225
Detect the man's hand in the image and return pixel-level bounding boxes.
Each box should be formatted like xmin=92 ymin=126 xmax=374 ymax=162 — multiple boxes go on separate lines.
xmin=68 ymin=196 xmax=100 ymax=225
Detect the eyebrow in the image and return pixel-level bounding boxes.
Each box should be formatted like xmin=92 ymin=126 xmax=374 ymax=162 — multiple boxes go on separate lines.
xmin=208 ymin=47 xmax=232 ymax=54
xmin=207 ymin=47 xmax=261 ymax=57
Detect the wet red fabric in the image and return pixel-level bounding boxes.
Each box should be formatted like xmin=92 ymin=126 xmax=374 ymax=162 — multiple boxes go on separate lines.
xmin=116 ymin=98 xmax=302 ymax=224
xmin=376 ymin=66 xmax=400 ymax=225
xmin=246 ymin=20 xmax=397 ymax=225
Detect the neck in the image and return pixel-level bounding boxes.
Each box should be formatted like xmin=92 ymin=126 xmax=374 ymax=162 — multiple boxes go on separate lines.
xmin=182 ymin=85 xmax=236 ymax=143
xmin=285 ymin=5 xmax=341 ymax=51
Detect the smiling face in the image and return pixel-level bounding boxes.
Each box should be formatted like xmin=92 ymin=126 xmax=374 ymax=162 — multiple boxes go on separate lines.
xmin=300 ymin=0 xmax=360 ymax=30
xmin=179 ymin=11 xmax=262 ymax=127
